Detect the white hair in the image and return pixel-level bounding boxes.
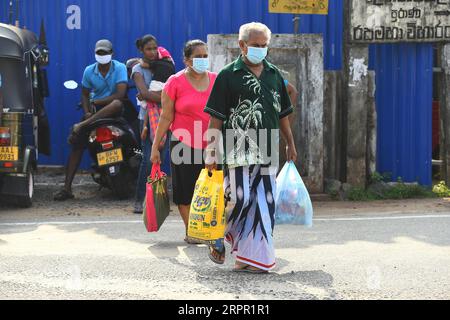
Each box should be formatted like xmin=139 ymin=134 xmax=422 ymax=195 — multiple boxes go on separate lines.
xmin=239 ymin=22 xmax=272 ymax=44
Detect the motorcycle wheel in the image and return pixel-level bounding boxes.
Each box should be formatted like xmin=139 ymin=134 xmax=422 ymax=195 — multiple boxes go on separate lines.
xmin=107 ymin=169 xmax=132 ymax=200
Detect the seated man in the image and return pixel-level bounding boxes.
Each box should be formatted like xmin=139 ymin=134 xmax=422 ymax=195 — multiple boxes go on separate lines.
xmin=54 ymin=39 xmax=128 ymax=201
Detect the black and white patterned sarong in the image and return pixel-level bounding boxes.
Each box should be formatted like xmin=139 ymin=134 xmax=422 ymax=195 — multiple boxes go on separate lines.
xmin=224 ymin=165 xmax=277 ymax=271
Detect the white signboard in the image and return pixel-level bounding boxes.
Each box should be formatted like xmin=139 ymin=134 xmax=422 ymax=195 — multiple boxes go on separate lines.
xmin=350 ymin=0 xmax=450 ymax=43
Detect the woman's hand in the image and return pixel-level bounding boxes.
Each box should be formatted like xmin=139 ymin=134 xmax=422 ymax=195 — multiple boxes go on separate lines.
xmin=151 ymin=147 xmax=161 ymax=165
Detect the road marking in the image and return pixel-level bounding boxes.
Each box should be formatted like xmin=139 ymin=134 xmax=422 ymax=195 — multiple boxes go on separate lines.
xmin=0 ymin=220 xmax=175 ymax=227
xmin=1 ymin=214 xmax=450 ymax=228
xmin=35 ymin=182 xmax=98 ymax=187
xmin=315 ymin=214 xmax=450 ymax=222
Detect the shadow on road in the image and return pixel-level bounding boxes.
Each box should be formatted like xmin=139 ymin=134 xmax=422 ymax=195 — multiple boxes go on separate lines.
xmin=147 ymin=242 xmax=338 ymax=299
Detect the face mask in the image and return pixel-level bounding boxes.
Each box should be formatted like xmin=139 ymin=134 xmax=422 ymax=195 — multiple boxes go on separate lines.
xmin=246 ymin=46 xmax=268 ymax=65
xmin=95 ymin=54 xmax=112 ymax=65
xmin=192 ymin=58 xmax=209 ymax=74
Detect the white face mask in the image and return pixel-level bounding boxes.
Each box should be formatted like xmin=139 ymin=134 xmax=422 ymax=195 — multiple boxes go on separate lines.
xmin=95 ymin=54 xmax=112 ymax=65
xmin=246 ymin=46 xmax=268 ymax=65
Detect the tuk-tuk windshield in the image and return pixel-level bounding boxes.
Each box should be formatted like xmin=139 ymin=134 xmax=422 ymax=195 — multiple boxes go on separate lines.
xmin=0 ymin=58 xmax=32 ymax=112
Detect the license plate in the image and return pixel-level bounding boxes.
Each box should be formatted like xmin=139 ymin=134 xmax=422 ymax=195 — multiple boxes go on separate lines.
xmin=97 ymin=149 xmax=123 ymax=167
xmin=0 ymin=146 xmax=19 ymax=162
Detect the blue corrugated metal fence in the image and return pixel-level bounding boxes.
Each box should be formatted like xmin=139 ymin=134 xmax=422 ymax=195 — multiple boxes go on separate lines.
xmin=370 ymin=44 xmax=433 ymax=186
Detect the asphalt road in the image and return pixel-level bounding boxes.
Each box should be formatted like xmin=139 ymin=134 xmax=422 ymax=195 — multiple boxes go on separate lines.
xmin=1 ymin=207 xmax=449 ymax=300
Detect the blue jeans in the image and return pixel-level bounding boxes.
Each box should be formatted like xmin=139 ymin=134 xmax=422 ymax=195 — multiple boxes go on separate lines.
xmin=134 ymin=120 xmax=169 ymax=204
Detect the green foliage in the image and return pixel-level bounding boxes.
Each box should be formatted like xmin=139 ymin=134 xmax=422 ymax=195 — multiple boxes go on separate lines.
xmin=382 ymin=183 xmax=434 ymax=200
xmin=370 ymin=172 xmax=392 ymax=184
xmin=329 ymin=189 xmax=340 ymax=200
xmin=336 ymin=174 xmax=450 ymax=201
xmin=347 ymin=183 xmax=435 ymax=202
xmin=347 ymin=187 xmax=378 ymax=201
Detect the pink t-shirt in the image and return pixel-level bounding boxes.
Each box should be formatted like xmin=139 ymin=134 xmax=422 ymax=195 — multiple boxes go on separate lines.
xmin=164 ymin=70 xmax=217 ymax=150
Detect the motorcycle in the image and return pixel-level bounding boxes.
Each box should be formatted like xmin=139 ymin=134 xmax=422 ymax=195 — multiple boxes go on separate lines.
xmin=65 ymin=81 xmax=141 ymax=200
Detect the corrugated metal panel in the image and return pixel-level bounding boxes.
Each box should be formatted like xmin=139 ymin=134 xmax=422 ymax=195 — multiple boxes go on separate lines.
xmin=370 ymin=44 xmax=433 ymax=186
xmin=300 ymin=0 xmax=343 ymax=70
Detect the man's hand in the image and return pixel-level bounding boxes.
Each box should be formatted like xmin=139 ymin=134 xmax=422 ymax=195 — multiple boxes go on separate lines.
xmin=205 ymin=149 xmax=218 ymax=173
xmin=280 ymin=117 xmax=297 ymax=163
xmin=286 ymin=142 xmax=298 ymax=163
xmin=83 ymin=112 xmax=93 ymax=121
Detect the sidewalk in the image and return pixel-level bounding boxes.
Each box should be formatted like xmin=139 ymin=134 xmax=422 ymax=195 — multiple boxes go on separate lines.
xmin=312 ymin=197 xmax=450 ymax=216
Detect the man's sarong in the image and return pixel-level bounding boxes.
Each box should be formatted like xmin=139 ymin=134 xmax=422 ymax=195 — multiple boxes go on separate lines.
xmin=224 ymin=165 xmax=277 ymax=271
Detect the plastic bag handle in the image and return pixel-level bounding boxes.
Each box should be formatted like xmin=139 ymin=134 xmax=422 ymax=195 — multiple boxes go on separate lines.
xmin=151 ymin=163 xmax=162 ymax=180
xmin=207 ymin=168 xmax=217 ymax=179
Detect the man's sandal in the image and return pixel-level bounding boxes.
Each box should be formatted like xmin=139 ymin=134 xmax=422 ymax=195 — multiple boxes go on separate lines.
xmin=233 ymin=265 xmax=268 ymax=274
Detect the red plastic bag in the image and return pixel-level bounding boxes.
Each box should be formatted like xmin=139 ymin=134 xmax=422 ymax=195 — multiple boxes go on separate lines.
xmin=143 ymin=163 xmax=170 ymax=232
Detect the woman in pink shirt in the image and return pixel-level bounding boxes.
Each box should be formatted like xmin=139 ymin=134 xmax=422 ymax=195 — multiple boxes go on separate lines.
xmin=151 ymin=40 xmax=217 ymax=243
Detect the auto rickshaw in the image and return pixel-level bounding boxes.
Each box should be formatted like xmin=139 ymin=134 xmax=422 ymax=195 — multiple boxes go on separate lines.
xmin=0 ymin=22 xmax=50 ymax=207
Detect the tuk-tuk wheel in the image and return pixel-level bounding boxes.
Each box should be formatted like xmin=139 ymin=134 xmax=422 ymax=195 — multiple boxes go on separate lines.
xmin=14 ymin=170 xmax=34 ymax=208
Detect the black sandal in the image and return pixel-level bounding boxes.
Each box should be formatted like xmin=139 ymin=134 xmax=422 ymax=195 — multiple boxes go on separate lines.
xmin=54 ymin=189 xmax=75 ymax=201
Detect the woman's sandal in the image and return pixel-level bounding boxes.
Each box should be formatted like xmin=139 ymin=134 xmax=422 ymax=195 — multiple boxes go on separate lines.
xmin=208 ymin=246 xmax=226 ymax=265
xmin=184 ymin=236 xmax=204 ymax=245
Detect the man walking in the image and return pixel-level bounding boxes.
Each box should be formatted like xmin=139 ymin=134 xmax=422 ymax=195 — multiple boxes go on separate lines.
xmin=204 ymin=22 xmax=297 ymax=273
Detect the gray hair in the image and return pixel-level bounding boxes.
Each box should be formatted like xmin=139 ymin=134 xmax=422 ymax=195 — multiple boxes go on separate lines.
xmin=239 ymin=22 xmax=272 ymax=44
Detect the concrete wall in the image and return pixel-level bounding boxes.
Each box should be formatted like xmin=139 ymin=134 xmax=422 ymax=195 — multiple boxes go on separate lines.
xmin=208 ymin=34 xmax=325 ymax=193
xmin=323 ymin=69 xmax=377 ymax=186
xmin=350 ymin=1 xmax=450 ymax=43
xmin=323 ymin=71 xmax=344 ymax=182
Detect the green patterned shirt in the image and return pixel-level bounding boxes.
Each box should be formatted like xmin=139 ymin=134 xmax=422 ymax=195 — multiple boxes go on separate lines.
xmin=205 ymin=55 xmax=293 ymax=168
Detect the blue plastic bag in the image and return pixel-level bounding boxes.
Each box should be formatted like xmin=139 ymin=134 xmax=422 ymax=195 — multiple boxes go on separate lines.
xmin=275 ymin=162 xmax=314 ymax=227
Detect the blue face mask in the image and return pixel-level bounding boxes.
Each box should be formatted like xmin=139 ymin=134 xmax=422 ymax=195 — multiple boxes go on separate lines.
xmin=246 ymin=46 xmax=268 ymax=65
xmin=192 ymin=58 xmax=209 ymax=74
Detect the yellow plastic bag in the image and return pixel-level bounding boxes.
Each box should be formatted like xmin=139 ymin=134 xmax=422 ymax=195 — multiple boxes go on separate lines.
xmin=188 ymin=169 xmax=226 ymax=244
